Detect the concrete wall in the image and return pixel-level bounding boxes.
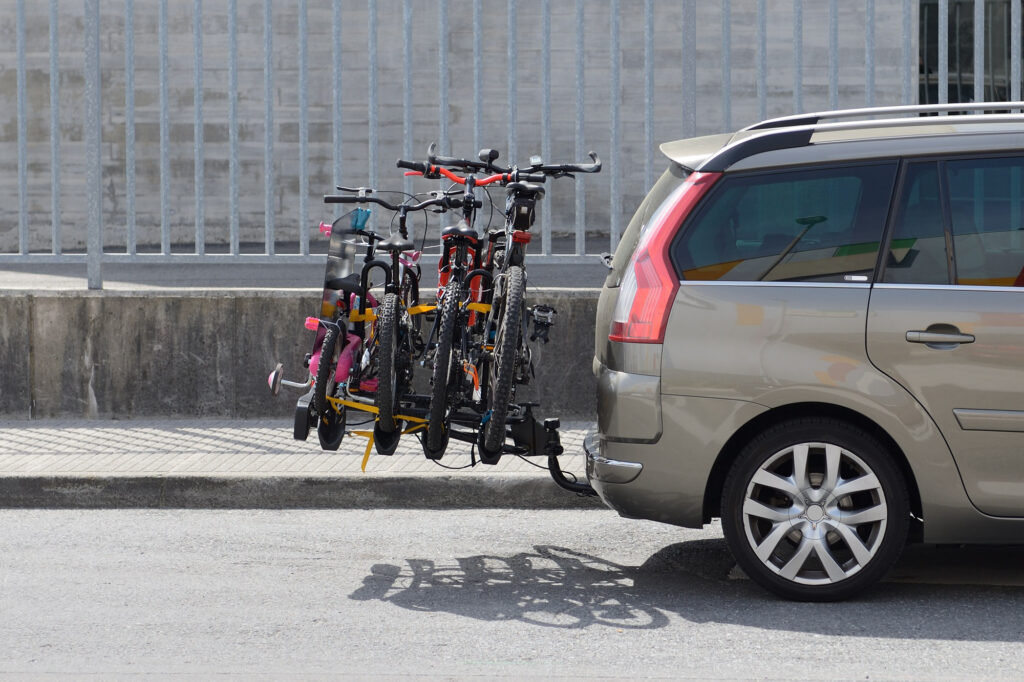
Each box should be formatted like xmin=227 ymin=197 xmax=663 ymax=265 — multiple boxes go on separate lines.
xmin=0 ymin=0 xmax=915 ymax=253
xmin=0 ymin=287 xmax=599 ymax=421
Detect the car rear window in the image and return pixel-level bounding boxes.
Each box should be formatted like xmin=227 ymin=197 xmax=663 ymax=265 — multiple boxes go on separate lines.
xmin=604 ymin=163 xmax=689 ymax=288
xmin=671 ymin=162 xmax=898 ymax=283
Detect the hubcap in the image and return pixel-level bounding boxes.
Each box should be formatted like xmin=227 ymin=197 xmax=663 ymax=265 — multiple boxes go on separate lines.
xmin=741 ymin=442 xmax=888 ymax=585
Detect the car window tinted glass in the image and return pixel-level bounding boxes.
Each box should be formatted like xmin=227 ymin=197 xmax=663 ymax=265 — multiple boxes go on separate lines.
xmin=883 ymin=162 xmax=950 ymax=285
xmin=945 ymin=156 xmax=1024 ymax=287
xmin=606 ymin=163 xmax=689 ymax=288
xmin=672 ymin=163 xmax=897 ymax=282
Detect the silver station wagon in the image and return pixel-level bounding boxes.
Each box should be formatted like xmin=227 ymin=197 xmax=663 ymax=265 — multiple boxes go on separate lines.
xmin=588 ymin=103 xmax=1024 ymax=600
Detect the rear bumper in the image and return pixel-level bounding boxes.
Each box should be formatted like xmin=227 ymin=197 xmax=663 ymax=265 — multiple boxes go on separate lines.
xmin=583 ymin=431 xmax=642 ymax=485
xmin=589 ymin=357 xmax=768 ymax=528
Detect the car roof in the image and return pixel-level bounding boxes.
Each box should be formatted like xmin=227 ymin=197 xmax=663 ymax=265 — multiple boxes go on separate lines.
xmin=659 ymin=102 xmax=1024 ymax=173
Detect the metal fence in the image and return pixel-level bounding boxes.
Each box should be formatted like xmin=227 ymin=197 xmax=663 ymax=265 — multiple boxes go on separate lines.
xmin=1 ymin=0 xmax=1020 ymax=288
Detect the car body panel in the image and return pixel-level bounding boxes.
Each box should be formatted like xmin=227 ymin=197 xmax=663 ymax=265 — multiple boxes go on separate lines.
xmin=867 ymin=284 xmax=1024 ymax=517
xmin=597 ymin=369 xmax=662 ymax=442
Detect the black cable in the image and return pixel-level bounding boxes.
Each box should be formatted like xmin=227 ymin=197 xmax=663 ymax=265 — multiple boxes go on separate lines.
xmin=414 ymin=432 xmax=476 ymax=469
xmin=514 ymin=453 xmax=551 ymax=471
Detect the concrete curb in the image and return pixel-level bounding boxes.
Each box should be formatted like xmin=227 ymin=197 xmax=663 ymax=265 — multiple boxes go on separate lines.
xmin=0 ymin=474 xmax=605 ymax=510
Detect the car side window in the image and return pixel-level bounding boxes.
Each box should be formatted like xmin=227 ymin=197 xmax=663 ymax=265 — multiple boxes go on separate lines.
xmin=882 ymin=162 xmax=951 ymax=285
xmin=945 ymin=155 xmax=1024 ymax=287
xmin=671 ymin=163 xmax=897 ymax=282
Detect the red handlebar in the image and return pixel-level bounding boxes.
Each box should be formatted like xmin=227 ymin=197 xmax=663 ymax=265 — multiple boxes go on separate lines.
xmin=403 ymin=168 xmax=508 ymax=186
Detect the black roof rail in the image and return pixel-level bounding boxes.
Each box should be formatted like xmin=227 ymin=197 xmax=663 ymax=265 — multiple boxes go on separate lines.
xmin=743 ymin=101 xmax=1024 ymax=131
xmin=698 ymin=127 xmax=815 ymax=173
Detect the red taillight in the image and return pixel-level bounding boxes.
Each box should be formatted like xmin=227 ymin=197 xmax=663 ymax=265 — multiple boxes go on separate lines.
xmin=609 ymin=172 xmax=720 ymax=344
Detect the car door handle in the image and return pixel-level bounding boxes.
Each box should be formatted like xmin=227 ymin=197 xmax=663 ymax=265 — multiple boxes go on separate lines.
xmin=906 ymin=330 xmax=975 ymax=345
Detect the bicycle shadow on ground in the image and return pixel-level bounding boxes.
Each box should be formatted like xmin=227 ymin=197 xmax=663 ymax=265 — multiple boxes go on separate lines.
xmin=349 ymin=540 xmax=1024 ymax=641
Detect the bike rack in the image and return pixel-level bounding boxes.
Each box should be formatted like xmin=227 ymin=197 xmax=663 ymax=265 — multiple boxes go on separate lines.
xmin=305 ymin=390 xmax=597 ymax=497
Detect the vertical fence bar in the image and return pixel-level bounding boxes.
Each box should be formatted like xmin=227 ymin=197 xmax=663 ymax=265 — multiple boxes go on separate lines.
xmin=865 ymin=0 xmax=875 ymax=106
xmin=721 ymin=0 xmax=731 ymax=131
xmin=228 ymin=0 xmax=239 ymax=254
xmin=16 ymin=0 xmax=27 ymax=255
xmin=985 ymin=1 xmax=993 ymax=102
xmin=1012 ymin=0 xmax=1021 ymax=106
xmin=332 ymin=0 xmax=342 ymax=197
xmin=49 ymin=0 xmax=61 ymax=254
xmin=125 ymin=0 xmax=136 ymax=254
xmin=194 ymin=0 xmax=204 ymax=254
xmin=793 ymin=0 xmax=803 ymax=113
xmin=541 ymin=0 xmax=551 ymax=255
xmin=369 ymin=0 xmax=378 ymax=219
xmin=829 ymin=0 xmax=838 ymax=109
xmin=644 ymin=0 xmax=653 ymax=192
xmin=159 ymin=0 xmax=170 ymax=254
xmin=682 ymin=0 xmax=696 ymax=137
xmin=920 ymin=3 xmax=930 ymax=103
xmin=264 ymin=0 xmax=275 ymax=254
xmin=902 ymin=0 xmax=912 ymax=104
xmin=574 ymin=0 xmax=585 ymax=255
xmin=505 ymin=0 xmax=516 ymax=161
xmin=950 ymin=1 xmax=958 ymax=100
xmin=609 ymin=0 xmax=620 ymax=249
xmin=403 ymin=0 xmax=412 ymax=197
xmin=974 ymin=0 xmax=984 ymax=104
xmin=1003 ymin=2 xmax=1010 ymax=103
xmin=473 ymin=0 xmax=482 ymax=155
xmin=438 ymin=0 xmax=448 ymax=157
xmin=298 ymin=0 xmax=308 ymax=255
xmin=85 ymin=0 xmax=102 ymax=288
xmin=757 ymin=0 xmax=766 ymax=121
xmin=507 ymin=0 xmax=517 ymax=163
xmin=938 ymin=0 xmax=948 ymax=105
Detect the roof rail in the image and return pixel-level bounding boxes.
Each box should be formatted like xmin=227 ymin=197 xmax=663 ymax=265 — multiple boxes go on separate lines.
xmin=743 ymin=101 xmax=1024 ymax=131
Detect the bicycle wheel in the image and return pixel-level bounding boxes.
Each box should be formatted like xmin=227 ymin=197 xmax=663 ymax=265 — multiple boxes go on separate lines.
xmin=481 ymin=265 xmax=525 ymax=456
xmin=425 ymin=284 xmax=461 ymax=458
xmin=374 ymin=293 xmax=400 ymax=434
xmin=313 ymin=324 xmax=339 ymax=419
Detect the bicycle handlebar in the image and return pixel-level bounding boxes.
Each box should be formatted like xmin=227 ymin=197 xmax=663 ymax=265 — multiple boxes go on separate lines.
xmin=401 ymin=169 xmax=547 ymax=187
xmin=399 ymin=144 xmax=602 ymax=181
xmin=527 ymin=151 xmax=602 ymax=176
xmin=323 ymin=190 xmax=477 ymax=212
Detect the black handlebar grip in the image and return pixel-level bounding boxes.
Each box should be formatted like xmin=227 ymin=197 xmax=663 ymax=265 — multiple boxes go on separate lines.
xmin=520 ymin=172 xmax=548 ymax=183
xmin=396 ymin=158 xmax=426 ymax=173
xmin=324 ymin=195 xmax=357 ymax=203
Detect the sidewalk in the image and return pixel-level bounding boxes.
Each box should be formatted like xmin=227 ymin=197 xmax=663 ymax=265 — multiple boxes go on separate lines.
xmin=0 ymin=419 xmax=601 ymax=510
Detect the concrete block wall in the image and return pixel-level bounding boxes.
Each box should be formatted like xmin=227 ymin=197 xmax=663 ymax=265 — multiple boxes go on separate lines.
xmin=0 ymin=287 xmax=599 ymax=421
xmin=0 ymin=0 xmax=914 ymax=254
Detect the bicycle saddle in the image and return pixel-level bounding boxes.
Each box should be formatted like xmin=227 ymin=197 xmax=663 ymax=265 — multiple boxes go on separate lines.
xmin=324 ymin=273 xmax=362 ymax=294
xmin=507 ymin=181 xmax=545 ymax=199
xmin=441 ymin=220 xmax=479 ymax=242
xmin=377 ymin=234 xmax=415 ymax=252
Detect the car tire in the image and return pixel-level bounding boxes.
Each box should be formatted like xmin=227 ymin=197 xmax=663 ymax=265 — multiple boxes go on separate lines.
xmin=721 ymin=418 xmax=909 ymax=601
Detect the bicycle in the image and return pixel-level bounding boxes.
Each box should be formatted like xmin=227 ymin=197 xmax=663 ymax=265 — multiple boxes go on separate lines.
xmin=397 ymin=145 xmax=600 ymax=461
xmin=323 ymin=186 xmax=463 ymax=454
xmin=469 ymin=150 xmax=601 ymax=459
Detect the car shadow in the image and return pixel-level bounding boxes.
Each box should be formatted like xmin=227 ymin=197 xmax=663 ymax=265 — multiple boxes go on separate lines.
xmin=349 ymin=540 xmax=1024 ymax=640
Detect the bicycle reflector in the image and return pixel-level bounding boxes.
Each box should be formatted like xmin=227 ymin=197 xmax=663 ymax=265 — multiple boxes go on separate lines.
xmin=609 ymin=172 xmax=720 ymax=344
xmin=304 ymin=317 xmax=320 ymax=331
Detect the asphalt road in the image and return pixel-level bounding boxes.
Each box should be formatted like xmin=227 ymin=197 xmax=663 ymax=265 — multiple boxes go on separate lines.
xmin=3 ymin=509 xmax=1023 ymax=680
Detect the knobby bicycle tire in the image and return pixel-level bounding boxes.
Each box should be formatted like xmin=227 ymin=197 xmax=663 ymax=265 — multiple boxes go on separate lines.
xmin=482 ymin=265 xmax=525 ymax=455
xmin=426 ymin=284 xmax=462 ymax=456
xmin=375 ymin=293 xmax=401 ymax=433
xmin=313 ymin=325 xmax=339 ymax=419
